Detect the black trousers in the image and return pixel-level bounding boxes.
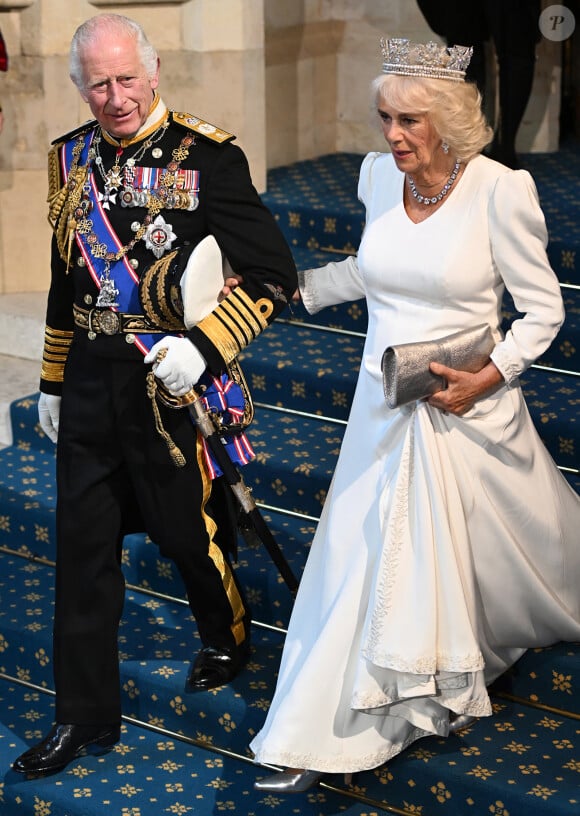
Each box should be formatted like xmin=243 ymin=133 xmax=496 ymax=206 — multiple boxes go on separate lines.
xmin=417 ymin=1 xmax=540 ymax=80
xmin=53 ymin=340 xmax=249 ymax=723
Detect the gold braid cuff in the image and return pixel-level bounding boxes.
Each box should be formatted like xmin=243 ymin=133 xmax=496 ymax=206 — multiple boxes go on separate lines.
xmin=41 ymin=327 xmax=73 ymax=383
xmin=195 ymin=288 xmax=273 ymax=364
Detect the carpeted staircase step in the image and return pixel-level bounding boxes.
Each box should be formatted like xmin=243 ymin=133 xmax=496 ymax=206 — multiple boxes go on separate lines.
xmin=518 ymin=368 xmax=580 ymax=473
xmin=0 ymin=414 xmax=56 ymax=555
xmin=0 ymin=550 xmax=287 ymax=751
xmin=502 ymin=289 xmax=580 ymax=374
xmin=264 ymin=152 xmax=365 ymax=255
xmin=491 ymin=641 xmax=580 ymax=716
xmin=0 ymin=546 xmax=306 ymax=747
xmin=240 ymin=319 xmax=362 ymax=421
xmin=120 ymin=505 xmax=314 ymax=630
xmin=3 ymin=682 xmax=580 ymax=816
xmin=0 ymin=680 xmax=375 ymax=816
xmin=244 ymin=406 xmax=342 ymax=517
xmin=360 ymin=693 xmax=580 ymax=816
xmin=3 ymin=551 xmax=580 ymax=816
xmin=524 ymin=144 xmax=580 ymax=288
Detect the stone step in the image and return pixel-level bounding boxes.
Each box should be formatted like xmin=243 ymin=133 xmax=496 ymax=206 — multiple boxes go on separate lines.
xmin=0 ymin=293 xmax=46 ymax=362
xmin=0 ymin=355 xmax=41 ymax=448
xmin=0 ymin=292 xmax=45 ymax=448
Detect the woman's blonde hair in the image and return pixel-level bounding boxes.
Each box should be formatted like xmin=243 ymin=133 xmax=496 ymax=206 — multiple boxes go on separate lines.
xmin=371 ymin=74 xmax=493 ymax=162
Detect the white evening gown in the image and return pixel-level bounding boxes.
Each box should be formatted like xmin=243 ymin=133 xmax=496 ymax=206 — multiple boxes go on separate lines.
xmin=250 ymin=152 xmax=580 ymax=774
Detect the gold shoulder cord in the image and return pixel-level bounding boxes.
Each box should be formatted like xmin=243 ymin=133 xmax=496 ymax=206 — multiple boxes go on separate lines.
xmin=47 ymin=135 xmax=90 ymax=269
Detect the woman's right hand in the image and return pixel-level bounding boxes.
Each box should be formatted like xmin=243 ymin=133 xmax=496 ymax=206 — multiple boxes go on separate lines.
xmin=220 ymin=276 xmax=301 ymax=305
xmin=427 ymin=361 xmax=503 ymax=416
xmin=219 ymin=275 xmax=243 ymax=301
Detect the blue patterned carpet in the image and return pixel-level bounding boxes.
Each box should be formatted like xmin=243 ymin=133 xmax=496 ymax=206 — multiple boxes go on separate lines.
xmin=1 ymin=145 xmax=579 ymax=815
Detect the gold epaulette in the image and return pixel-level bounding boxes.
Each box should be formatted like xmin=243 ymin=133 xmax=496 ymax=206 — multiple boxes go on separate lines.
xmin=41 ymin=326 xmax=73 ymax=384
xmin=195 ymin=287 xmax=274 ymax=364
xmin=171 ymin=111 xmax=235 ymax=144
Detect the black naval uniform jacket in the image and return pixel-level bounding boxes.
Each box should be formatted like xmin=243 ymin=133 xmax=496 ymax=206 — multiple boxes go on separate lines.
xmin=41 ymin=108 xmax=298 ymax=390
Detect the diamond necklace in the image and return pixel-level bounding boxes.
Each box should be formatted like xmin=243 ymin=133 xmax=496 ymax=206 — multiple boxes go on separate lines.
xmin=407 ymin=159 xmax=461 ymax=205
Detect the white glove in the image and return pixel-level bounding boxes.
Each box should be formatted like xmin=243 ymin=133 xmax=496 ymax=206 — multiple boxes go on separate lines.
xmin=144 ymin=336 xmax=206 ymax=396
xmin=38 ymin=393 xmax=61 ymax=443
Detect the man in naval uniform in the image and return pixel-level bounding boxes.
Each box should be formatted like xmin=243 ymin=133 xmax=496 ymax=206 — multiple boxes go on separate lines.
xmin=12 ymin=13 xmax=297 ymax=775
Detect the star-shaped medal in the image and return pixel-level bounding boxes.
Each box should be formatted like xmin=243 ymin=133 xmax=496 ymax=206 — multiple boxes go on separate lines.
xmin=144 ymin=214 xmax=177 ymax=259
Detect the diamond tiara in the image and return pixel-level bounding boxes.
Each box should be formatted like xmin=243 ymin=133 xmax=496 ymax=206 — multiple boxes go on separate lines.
xmin=380 ymin=37 xmax=473 ymax=82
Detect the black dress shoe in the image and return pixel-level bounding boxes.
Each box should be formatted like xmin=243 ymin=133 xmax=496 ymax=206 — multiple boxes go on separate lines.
xmin=186 ymin=643 xmax=250 ymax=692
xmin=12 ymin=722 xmax=121 ymax=774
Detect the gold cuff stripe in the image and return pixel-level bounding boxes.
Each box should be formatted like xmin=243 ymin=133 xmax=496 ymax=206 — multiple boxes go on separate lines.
xmin=42 ymin=354 xmax=67 ymax=365
xmin=213 ymin=288 xmax=271 ymax=336
xmin=41 ymin=327 xmax=72 ymax=382
xmin=45 ymin=327 xmax=74 ymax=340
xmin=198 ymin=314 xmax=247 ymax=363
xmin=230 ymin=288 xmax=272 ymax=329
xmin=196 ymin=289 xmax=272 ymax=363
xmin=220 ymin=298 xmax=265 ymax=339
xmin=43 ymin=341 xmax=71 ymax=353
xmin=217 ymin=303 xmax=256 ymax=346
xmin=41 ymin=360 xmax=66 ymax=382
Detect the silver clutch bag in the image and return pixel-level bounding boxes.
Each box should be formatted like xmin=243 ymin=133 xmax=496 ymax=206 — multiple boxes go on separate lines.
xmin=381 ymin=324 xmax=494 ymax=409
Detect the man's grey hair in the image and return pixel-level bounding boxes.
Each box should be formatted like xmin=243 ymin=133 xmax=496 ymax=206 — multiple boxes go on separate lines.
xmin=69 ymin=13 xmax=158 ymax=90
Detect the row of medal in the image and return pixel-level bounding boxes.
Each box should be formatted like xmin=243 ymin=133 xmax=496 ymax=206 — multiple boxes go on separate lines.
xmin=119 ymin=166 xmax=199 ymax=211
xmin=119 ymin=185 xmax=199 ymax=211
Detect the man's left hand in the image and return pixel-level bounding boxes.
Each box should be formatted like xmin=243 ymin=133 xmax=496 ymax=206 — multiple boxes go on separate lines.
xmin=144 ymin=336 xmax=206 ymax=396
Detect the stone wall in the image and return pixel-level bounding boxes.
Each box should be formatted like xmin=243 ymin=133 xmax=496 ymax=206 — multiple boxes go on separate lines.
xmin=0 ymin=0 xmax=566 ymax=294
xmin=264 ymin=0 xmax=564 ymax=166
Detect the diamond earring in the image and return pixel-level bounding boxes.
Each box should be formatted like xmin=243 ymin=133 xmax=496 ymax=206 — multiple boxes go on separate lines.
xmin=442 ymin=141 xmax=449 ymax=154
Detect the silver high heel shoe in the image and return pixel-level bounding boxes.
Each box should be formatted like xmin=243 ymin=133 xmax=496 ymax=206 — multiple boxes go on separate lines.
xmin=254 ymin=768 xmax=353 ymax=793
xmin=449 ymin=713 xmax=477 ymax=733
xmin=254 ymin=769 xmax=323 ymax=793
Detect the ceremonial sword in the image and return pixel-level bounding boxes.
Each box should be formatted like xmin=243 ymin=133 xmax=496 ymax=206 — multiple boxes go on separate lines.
xmin=186 ymin=391 xmax=299 ymax=595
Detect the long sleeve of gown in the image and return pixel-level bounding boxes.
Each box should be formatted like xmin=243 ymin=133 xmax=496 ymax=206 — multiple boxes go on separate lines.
xmin=488 ymin=169 xmax=565 ymax=384
xmin=298 ymin=152 xmax=383 ymax=313
xmin=299 ymin=256 xmax=365 ymax=314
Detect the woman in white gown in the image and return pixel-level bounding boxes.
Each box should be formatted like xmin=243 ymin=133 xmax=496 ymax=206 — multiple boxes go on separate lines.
xmin=250 ymin=38 xmax=580 ymax=792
